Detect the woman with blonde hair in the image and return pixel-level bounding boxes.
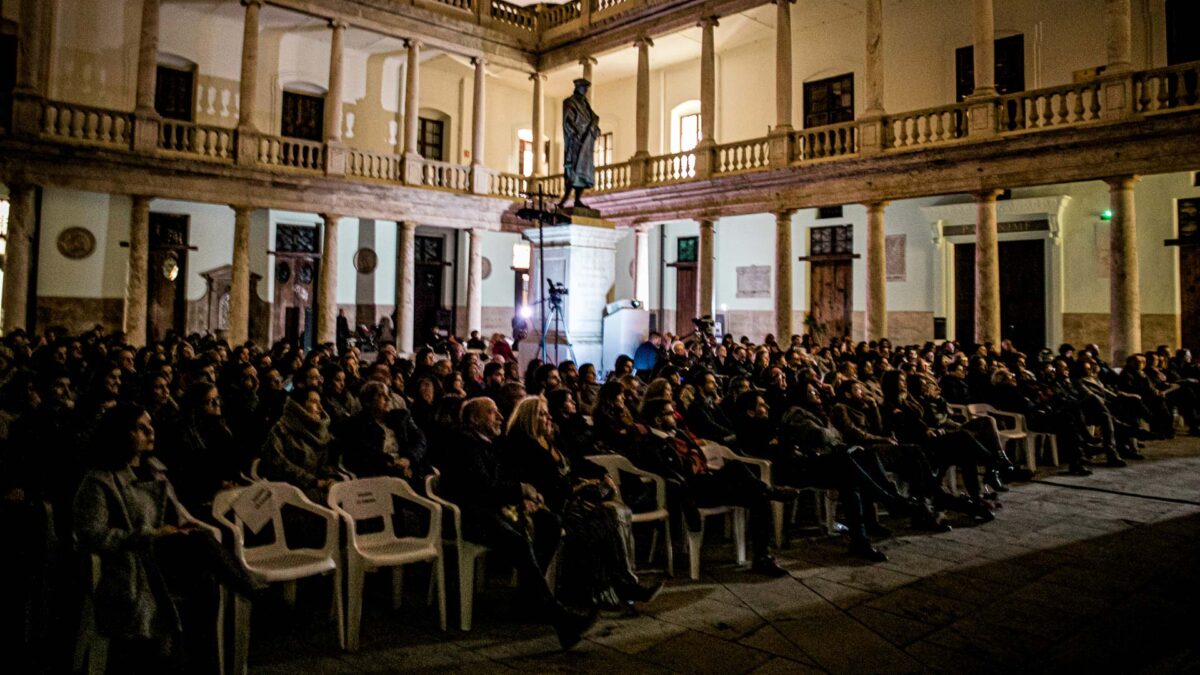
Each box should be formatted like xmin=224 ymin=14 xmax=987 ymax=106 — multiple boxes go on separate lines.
xmin=503 ymin=396 xmax=660 ymax=610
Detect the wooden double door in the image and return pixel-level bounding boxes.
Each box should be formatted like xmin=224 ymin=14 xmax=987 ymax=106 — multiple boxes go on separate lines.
xmin=810 ymin=260 xmax=853 ymax=340
xmin=954 ymin=239 xmax=1046 ymax=353
xmin=147 ymin=213 xmax=189 ymax=341
xmin=273 ymin=224 xmax=320 ymax=349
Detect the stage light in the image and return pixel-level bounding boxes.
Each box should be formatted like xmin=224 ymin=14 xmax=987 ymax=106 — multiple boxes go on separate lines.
xmin=519 ymin=305 xmax=533 ymax=318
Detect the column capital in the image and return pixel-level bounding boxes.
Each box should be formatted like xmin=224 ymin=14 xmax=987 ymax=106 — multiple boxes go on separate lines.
xmin=578 ymin=56 xmax=598 ymax=67
xmin=328 ymin=18 xmax=348 ymax=30
xmin=697 ymin=15 xmax=720 ymax=28
xmin=695 ymin=216 xmax=716 ymax=227
xmin=632 ymin=221 xmax=654 ymax=234
xmin=1104 ymin=174 xmax=1141 ymax=190
xmin=773 ymin=208 xmax=796 ymax=222
xmin=400 ymin=220 xmax=419 ymax=232
xmin=240 ymin=0 xmax=264 ymax=7
xmin=863 ymin=199 xmax=890 ymax=211
xmin=229 ymin=204 xmax=255 ymax=215
xmin=403 ymin=38 xmax=423 ymax=49
xmin=470 ymin=55 xmax=487 ymax=67
xmin=529 ymin=71 xmax=546 ymax=82
xmin=321 ymin=213 xmax=343 ymax=224
xmin=771 ymin=0 xmax=796 ymax=5
xmin=974 ymin=189 xmax=1003 ymax=202
xmin=634 ymin=36 xmax=654 ymax=49
xmin=131 ymin=194 xmax=153 ymax=208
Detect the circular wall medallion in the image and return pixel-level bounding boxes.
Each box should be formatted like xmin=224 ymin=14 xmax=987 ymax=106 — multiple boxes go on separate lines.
xmin=354 ymin=247 xmax=378 ymax=274
xmin=276 ymin=261 xmax=291 ymax=283
xmin=481 ymin=256 xmax=493 ymax=280
xmin=57 ymin=227 xmax=96 ymax=260
xmin=298 ymin=262 xmax=314 ymax=284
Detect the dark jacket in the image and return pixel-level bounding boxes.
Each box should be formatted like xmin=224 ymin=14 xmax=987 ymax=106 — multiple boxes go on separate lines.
xmin=938 ymin=376 xmax=971 ymax=404
xmin=780 ymin=405 xmax=845 ymax=456
xmin=435 ymin=429 xmax=522 ymax=518
xmin=339 ymin=408 xmax=428 ymax=479
xmin=504 ymin=431 xmax=572 ymax=514
xmin=685 ymin=397 xmax=736 ymax=442
xmin=831 ymin=401 xmax=892 ymax=445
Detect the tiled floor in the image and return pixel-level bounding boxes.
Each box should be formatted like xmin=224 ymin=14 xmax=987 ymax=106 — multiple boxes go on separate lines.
xmin=247 ymin=437 xmax=1200 ymax=674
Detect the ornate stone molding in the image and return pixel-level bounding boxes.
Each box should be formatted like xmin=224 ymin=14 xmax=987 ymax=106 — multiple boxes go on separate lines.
xmin=923 ymin=195 xmax=1071 ymax=245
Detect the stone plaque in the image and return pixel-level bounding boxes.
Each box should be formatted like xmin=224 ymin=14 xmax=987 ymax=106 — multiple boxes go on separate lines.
xmin=886 ymin=234 xmax=906 ymax=281
xmin=56 ymin=227 xmax=96 ymax=260
xmin=353 ymin=247 xmax=378 ymax=274
xmin=736 ymin=265 xmax=771 ymax=299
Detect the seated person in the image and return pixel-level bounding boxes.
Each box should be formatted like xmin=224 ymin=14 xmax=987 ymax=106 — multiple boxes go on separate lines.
xmin=685 ymin=371 xmax=736 ymax=444
xmin=339 ymin=381 xmax=429 ymax=483
xmin=259 ymin=389 xmax=337 ymax=502
xmin=636 ymin=398 xmax=793 ymax=577
xmin=434 ymin=398 xmax=596 ymax=649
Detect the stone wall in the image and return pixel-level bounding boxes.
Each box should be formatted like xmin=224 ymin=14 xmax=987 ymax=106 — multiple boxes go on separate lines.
xmin=36 ymin=297 xmax=124 ymax=334
xmin=1062 ymin=313 xmax=1180 ymax=357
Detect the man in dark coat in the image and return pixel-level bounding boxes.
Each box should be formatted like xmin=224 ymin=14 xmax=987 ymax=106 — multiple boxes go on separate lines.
xmin=339 ymin=381 xmax=428 ymax=483
xmin=557 ymin=78 xmax=600 ymax=209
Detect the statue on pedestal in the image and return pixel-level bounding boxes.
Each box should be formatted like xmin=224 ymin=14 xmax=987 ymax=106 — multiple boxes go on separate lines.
xmin=558 ymin=78 xmax=600 ymax=211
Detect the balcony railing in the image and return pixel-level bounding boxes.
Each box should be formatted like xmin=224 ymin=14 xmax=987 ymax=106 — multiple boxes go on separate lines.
xmin=42 ymin=101 xmax=132 ymax=149
xmin=348 ymin=149 xmax=402 ymax=181
xmin=12 ymin=63 xmax=1198 ymax=210
xmin=158 ymin=119 xmax=234 ymax=161
xmin=491 ymin=0 xmax=536 ymax=31
xmin=540 ymin=1 xmax=582 ymax=30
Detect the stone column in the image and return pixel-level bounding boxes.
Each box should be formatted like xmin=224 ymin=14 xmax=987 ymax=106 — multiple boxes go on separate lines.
xmin=634 ymin=223 xmax=651 ymax=305
xmin=697 ymin=218 xmax=715 ymax=318
xmin=634 ymin=37 xmax=652 ymax=157
xmin=774 ymin=209 xmax=795 ymax=340
xmin=467 ymin=229 xmax=484 ymax=334
xmin=403 ymin=39 xmax=422 ymax=157
xmin=699 ymin=17 xmax=718 ymax=145
xmin=125 ymin=196 xmax=152 ymax=346
xmin=228 ymin=206 xmax=253 ymax=345
xmin=134 ymin=0 xmax=160 ymax=114
xmin=1 ymin=185 xmax=35 ymax=333
xmin=471 ymin=57 xmax=486 ymax=166
xmin=325 ymin=20 xmax=346 ymax=142
xmin=531 ymin=72 xmax=545 ymax=177
xmin=971 ymin=0 xmax=996 ymax=97
xmin=395 ymin=221 xmax=417 ymax=353
xmin=14 ymin=0 xmax=44 ymax=94
xmin=580 ymin=57 xmax=597 ymax=99
xmin=775 ymin=0 xmax=793 ymax=131
xmin=864 ymin=0 xmax=884 ymax=116
xmin=864 ymin=201 xmax=888 ymax=341
xmin=974 ymin=190 xmax=1001 ymax=346
xmin=1105 ymin=0 xmax=1133 ymax=73
xmin=1107 ymin=175 xmax=1141 ymax=363
xmin=237 ymin=1 xmax=262 ymax=130
xmin=317 ymin=213 xmax=340 ymax=347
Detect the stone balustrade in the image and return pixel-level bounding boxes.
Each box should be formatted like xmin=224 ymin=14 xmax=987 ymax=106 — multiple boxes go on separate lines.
xmin=1134 ymin=62 xmax=1200 ymax=114
xmin=997 ymin=80 xmax=1104 ymax=132
xmin=10 ymin=63 xmax=1199 ymax=212
xmin=648 ymin=151 xmax=697 ymax=183
xmin=158 ymin=119 xmax=235 ymax=160
xmin=491 ymin=0 xmax=537 ymax=31
xmin=41 ymin=101 xmax=132 ymax=149
xmin=887 ymin=103 xmax=970 ymax=149
xmin=539 ymin=1 xmax=582 ymax=30
xmin=258 ymin=136 xmax=324 ymax=171
xmin=793 ymin=121 xmax=858 ymax=162
xmin=421 ymin=159 xmax=472 ymax=190
xmin=716 ymin=138 xmax=770 ymax=174
xmin=348 ymin=148 xmax=403 ymax=181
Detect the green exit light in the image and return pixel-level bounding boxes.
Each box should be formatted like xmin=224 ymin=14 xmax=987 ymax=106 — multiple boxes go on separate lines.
xmin=1100 ymin=209 xmax=1113 ymax=221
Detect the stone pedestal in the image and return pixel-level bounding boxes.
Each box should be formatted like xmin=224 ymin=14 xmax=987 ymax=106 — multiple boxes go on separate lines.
xmin=325 ymin=141 xmax=347 ymax=176
xmin=519 ymin=217 xmax=623 ymax=367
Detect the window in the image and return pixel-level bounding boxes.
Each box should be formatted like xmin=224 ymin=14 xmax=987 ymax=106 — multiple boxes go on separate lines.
xmin=517 ymin=129 xmax=549 ymax=177
xmin=593 ymin=132 xmax=613 ymax=167
xmin=803 ymin=74 xmax=855 ymax=128
xmin=677 ymin=236 xmax=698 ymax=263
xmin=817 ymin=205 xmax=844 ymax=220
xmin=418 ymin=117 xmax=444 ymax=161
xmin=956 ymin=34 xmax=1025 ymax=101
xmin=155 ymin=64 xmax=194 ymax=122
xmin=810 ymin=225 xmax=853 ymax=256
xmin=1167 ymin=0 xmax=1200 ymax=65
xmin=281 ymin=90 xmax=325 ymax=141
xmin=678 ymin=113 xmax=701 ymax=152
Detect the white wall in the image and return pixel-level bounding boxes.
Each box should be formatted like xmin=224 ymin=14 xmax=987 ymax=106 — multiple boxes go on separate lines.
xmin=38 ymin=188 xmax=130 ymax=298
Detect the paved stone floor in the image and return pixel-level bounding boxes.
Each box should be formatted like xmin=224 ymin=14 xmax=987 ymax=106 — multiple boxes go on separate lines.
xmin=248 ymin=437 xmax=1200 ymax=674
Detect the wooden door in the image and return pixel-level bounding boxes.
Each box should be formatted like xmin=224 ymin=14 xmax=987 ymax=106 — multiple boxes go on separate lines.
xmin=1182 ymin=247 xmax=1200 ymax=349
xmin=810 ymin=261 xmax=853 ymax=340
xmin=674 ymin=263 xmax=698 ymax=336
xmin=273 ymin=224 xmax=319 ymax=349
xmin=954 ymin=239 xmax=1046 ymax=352
xmin=414 ymin=235 xmax=447 ymax=348
xmin=147 ymin=213 xmax=189 ymax=342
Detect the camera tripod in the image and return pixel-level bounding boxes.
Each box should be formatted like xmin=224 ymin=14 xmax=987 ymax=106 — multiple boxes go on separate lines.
xmin=538 ymin=295 xmax=576 ymax=364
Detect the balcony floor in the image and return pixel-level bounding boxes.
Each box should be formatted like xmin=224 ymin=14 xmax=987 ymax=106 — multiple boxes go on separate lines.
xmin=246 ymin=437 xmax=1200 ymax=674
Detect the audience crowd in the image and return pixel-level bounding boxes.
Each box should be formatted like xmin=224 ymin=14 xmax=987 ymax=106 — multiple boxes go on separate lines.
xmin=1 ymin=322 xmax=1197 ymax=672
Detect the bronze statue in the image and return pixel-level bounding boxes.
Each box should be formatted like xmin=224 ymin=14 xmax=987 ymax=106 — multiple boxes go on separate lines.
xmin=558 ymin=78 xmax=600 ymax=209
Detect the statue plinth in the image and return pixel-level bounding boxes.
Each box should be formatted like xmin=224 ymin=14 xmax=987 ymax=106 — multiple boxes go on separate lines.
xmin=557 ymin=205 xmax=602 ymax=220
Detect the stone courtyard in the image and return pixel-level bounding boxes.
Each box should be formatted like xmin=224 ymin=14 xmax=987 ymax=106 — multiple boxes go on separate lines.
xmin=243 ymin=438 xmax=1200 ymax=675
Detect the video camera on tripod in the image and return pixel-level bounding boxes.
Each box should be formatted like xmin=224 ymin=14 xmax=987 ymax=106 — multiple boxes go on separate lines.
xmin=547 ymin=280 xmax=569 ymax=309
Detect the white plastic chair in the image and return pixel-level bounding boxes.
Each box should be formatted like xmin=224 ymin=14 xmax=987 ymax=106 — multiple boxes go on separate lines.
xmin=212 ymin=482 xmax=342 ymax=675
xmin=328 ymin=477 xmax=446 ymax=651
xmin=665 ymin=442 xmax=751 ymax=581
xmin=424 ymin=473 xmax=490 ymax=630
xmin=76 ymin=506 xmax=225 ymax=675
xmin=966 ymin=403 xmax=1037 ymax=473
xmin=585 ymin=454 xmax=674 ymax=576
